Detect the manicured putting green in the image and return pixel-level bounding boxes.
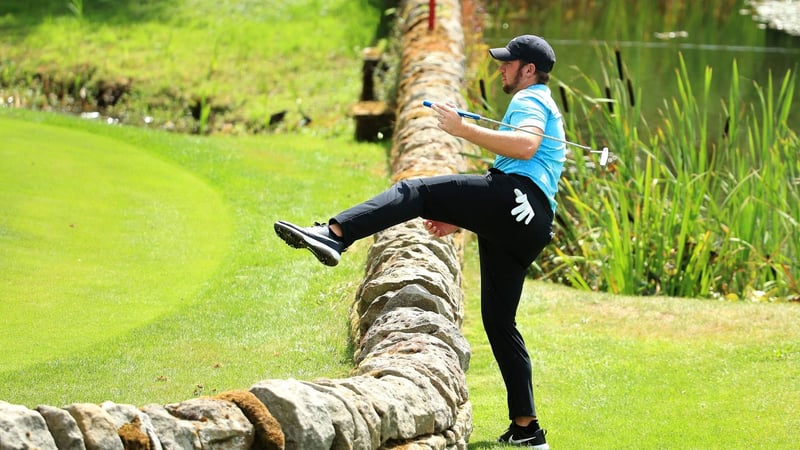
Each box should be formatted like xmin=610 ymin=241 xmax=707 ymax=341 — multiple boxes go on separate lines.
xmin=0 ymin=118 xmax=232 ymax=372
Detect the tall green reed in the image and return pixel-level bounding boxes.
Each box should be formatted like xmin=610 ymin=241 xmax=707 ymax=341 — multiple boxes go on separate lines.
xmin=67 ymin=0 xmax=84 ymax=20
xmin=538 ymin=47 xmax=798 ymax=301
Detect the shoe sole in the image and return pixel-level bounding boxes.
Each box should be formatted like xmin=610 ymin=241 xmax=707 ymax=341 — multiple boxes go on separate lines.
xmin=498 ymin=440 xmax=549 ymax=449
xmin=274 ymin=221 xmax=340 ymax=267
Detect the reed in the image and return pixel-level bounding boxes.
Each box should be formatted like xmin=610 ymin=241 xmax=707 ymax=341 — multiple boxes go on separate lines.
xmin=67 ymin=0 xmax=84 ymax=20
xmin=535 ymin=47 xmax=798 ymax=301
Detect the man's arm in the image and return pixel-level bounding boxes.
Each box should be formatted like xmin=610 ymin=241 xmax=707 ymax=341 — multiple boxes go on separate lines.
xmin=431 ymin=103 xmax=543 ymax=160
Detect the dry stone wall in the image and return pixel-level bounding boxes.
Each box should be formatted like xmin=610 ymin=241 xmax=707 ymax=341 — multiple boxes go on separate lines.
xmin=0 ymin=1 xmax=477 ymax=449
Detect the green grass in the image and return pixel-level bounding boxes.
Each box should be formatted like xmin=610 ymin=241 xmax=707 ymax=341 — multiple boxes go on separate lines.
xmin=0 ymin=116 xmax=231 ymax=371
xmin=0 ymin=108 xmax=391 ymax=406
xmin=461 ymin=244 xmax=800 ymax=449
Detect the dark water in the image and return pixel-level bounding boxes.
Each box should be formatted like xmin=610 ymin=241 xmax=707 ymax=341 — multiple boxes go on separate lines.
xmin=481 ymin=0 xmax=800 ymax=133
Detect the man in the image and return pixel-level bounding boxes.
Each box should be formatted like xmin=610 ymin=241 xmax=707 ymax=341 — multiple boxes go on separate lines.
xmin=275 ymin=35 xmax=565 ymax=448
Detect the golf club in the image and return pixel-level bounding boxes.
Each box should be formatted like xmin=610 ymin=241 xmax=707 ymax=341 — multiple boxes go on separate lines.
xmin=423 ymin=100 xmax=610 ymax=166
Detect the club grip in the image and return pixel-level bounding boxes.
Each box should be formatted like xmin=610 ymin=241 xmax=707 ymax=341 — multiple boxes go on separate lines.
xmin=422 ymin=100 xmax=481 ymax=120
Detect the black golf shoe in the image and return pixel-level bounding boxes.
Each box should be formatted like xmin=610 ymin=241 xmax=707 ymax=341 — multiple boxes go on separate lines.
xmin=497 ymin=422 xmax=549 ymax=448
xmin=274 ymin=220 xmax=344 ymax=266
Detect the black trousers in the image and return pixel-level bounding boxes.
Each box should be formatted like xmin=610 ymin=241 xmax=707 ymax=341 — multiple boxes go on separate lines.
xmin=332 ymin=169 xmax=553 ymax=419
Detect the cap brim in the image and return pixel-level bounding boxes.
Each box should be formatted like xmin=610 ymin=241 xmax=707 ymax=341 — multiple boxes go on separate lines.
xmin=489 ymin=47 xmax=515 ymax=61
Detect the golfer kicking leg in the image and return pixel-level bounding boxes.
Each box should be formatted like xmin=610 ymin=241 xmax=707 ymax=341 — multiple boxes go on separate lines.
xmin=276 ymin=34 xmax=564 ymax=448
xmin=274 ymin=165 xmax=553 ymax=442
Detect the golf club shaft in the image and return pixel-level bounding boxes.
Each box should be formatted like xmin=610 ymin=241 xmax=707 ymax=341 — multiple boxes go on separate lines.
xmin=423 ymin=100 xmax=600 ymax=153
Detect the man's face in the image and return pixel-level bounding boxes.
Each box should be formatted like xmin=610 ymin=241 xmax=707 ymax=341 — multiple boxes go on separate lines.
xmin=499 ymin=60 xmax=527 ymax=94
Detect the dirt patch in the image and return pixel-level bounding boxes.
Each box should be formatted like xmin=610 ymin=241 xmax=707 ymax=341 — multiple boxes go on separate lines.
xmin=0 ymin=64 xmax=242 ymax=134
xmin=24 ymin=64 xmax=130 ymax=112
xmin=214 ymin=390 xmax=285 ymax=450
xmin=118 ymin=416 xmax=150 ymax=450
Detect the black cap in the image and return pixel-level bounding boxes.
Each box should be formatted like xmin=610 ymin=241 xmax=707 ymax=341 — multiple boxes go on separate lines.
xmin=489 ymin=35 xmax=556 ymax=73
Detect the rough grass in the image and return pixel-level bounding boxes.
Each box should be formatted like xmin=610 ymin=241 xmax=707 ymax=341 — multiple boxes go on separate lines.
xmin=461 ymin=243 xmax=800 ymax=449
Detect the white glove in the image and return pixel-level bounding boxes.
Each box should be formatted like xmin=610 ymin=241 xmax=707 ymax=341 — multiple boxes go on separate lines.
xmin=511 ymin=188 xmax=534 ymax=225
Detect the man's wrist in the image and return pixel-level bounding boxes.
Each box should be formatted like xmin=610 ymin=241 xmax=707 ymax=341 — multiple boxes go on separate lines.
xmin=455 ymin=121 xmax=476 ymax=139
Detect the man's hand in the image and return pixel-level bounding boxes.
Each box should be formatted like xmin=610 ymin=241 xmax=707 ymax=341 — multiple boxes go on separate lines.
xmin=425 ymin=220 xmax=459 ymax=238
xmin=430 ymin=102 xmax=465 ymax=137
xmin=511 ymin=188 xmax=534 ymax=224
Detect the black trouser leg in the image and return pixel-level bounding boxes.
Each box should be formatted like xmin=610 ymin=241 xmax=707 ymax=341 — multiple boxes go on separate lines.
xmin=479 ymin=235 xmax=536 ymax=419
xmin=331 ymin=173 xmax=493 ymax=247
xmin=332 ymin=171 xmax=550 ymax=250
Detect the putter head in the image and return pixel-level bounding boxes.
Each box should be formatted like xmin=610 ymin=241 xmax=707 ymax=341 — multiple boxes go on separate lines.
xmin=599 ymin=147 xmax=610 ymax=166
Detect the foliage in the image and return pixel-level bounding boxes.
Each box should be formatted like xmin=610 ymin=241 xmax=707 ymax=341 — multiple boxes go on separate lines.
xmin=543 ymin=47 xmax=798 ymax=301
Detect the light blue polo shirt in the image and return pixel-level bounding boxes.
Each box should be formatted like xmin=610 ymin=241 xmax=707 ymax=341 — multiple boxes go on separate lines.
xmin=493 ymin=84 xmax=566 ymax=213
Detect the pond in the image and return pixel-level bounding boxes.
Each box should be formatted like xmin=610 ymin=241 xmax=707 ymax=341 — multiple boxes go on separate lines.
xmin=480 ymin=0 xmax=800 ymax=138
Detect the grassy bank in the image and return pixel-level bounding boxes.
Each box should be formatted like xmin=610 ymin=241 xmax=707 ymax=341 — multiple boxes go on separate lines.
xmin=0 ymin=0 xmax=384 ymax=134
